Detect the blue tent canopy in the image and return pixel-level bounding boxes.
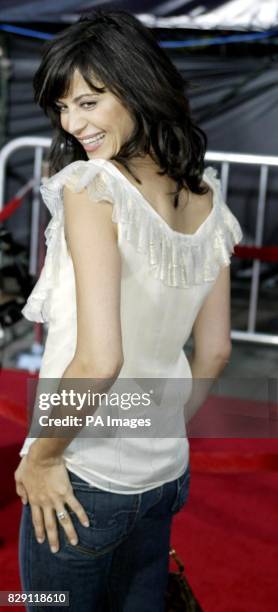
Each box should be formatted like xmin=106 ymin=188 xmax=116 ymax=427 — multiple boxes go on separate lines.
xmin=0 ymin=0 xmax=277 ymax=30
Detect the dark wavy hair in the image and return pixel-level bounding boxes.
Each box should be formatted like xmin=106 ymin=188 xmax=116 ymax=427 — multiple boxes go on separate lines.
xmin=34 ymin=9 xmax=209 ymax=207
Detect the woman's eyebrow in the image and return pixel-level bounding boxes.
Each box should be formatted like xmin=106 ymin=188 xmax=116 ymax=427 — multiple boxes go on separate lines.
xmin=56 ymin=93 xmax=100 ymax=104
xmin=74 ymin=93 xmax=100 ymax=101
xmin=60 ymin=91 xmax=99 ymax=104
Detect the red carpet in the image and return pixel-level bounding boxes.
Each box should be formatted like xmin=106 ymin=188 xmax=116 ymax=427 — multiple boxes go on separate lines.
xmin=1 ymin=368 xmax=278 ymax=611
xmin=171 ymin=471 xmax=278 ymax=612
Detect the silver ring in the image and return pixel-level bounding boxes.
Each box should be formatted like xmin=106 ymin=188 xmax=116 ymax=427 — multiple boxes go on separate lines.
xmin=56 ymin=510 xmax=68 ymax=521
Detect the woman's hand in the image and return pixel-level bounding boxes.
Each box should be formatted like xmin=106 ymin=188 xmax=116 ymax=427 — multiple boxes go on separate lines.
xmin=14 ymin=453 xmax=90 ymax=553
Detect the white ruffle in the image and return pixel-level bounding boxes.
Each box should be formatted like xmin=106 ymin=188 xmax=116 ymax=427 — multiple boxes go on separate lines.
xmin=21 ymin=159 xmax=242 ymax=323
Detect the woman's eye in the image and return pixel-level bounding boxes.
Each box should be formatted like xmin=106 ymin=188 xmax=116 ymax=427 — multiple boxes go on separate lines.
xmin=54 ymin=101 xmax=96 ymax=112
xmin=55 ymin=105 xmax=66 ymax=112
xmin=81 ymin=102 xmax=96 ymax=108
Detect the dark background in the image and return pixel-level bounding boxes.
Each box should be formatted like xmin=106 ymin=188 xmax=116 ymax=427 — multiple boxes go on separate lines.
xmin=1 ymin=1 xmax=278 ymax=247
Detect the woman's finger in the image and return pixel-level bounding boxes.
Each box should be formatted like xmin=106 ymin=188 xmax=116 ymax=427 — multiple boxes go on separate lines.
xmin=30 ymin=505 xmax=45 ymax=543
xmin=15 ymin=482 xmax=28 ymax=505
xmin=66 ymin=493 xmax=90 ymax=528
xmin=43 ymin=506 xmax=60 ymax=553
xmin=55 ymin=506 xmax=79 ymax=547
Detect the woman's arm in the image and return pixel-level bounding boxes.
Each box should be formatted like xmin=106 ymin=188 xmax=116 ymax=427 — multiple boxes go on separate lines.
xmin=14 ymin=185 xmax=123 ymax=551
xmin=29 ymin=184 xmax=123 ymax=460
xmin=184 ymin=265 xmax=232 ymax=423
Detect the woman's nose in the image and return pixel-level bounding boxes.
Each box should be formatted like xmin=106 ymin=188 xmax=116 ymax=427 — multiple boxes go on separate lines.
xmin=65 ymin=112 xmax=87 ymax=136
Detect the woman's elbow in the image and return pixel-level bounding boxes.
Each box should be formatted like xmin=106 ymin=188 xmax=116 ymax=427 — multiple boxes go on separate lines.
xmin=73 ymin=354 xmax=124 ymax=380
xmin=108 ymin=357 xmax=124 ymax=379
xmin=192 ymin=341 xmax=232 ymax=372
xmin=89 ymin=358 xmax=124 ymax=380
xmin=210 ymin=341 xmax=232 ymax=364
xmin=209 ymin=351 xmax=231 ymax=375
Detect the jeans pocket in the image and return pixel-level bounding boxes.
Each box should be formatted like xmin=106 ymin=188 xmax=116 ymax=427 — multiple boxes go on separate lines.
xmin=170 ymin=466 xmax=191 ymax=515
xmin=67 ymin=469 xmax=99 ymax=492
xmin=64 ymin=479 xmax=140 ymax=558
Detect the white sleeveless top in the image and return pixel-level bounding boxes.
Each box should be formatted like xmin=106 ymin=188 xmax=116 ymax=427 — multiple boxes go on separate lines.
xmin=19 ymin=159 xmax=242 ymax=494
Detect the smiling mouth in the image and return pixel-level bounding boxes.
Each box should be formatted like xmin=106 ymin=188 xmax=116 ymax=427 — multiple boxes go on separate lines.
xmin=79 ymin=133 xmax=105 ymax=145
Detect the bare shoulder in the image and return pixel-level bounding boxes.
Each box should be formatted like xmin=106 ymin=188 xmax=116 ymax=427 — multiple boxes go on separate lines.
xmin=63 ymin=184 xmax=118 ymax=244
xmin=189 ymin=181 xmax=213 ymax=214
xmin=182 ymin=182 xmax=214 ymax=234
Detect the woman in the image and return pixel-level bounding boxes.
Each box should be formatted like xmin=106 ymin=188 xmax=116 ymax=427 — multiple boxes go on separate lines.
xmin=15 ymin=9 xmax=242 ymax=611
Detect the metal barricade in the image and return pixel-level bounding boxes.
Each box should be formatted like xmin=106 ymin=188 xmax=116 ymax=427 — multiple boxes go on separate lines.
xmin=206 ymin=151 xmax=278 ymax=346
xmin=0 ymin=136 xmax=51 ymax=277
xmin=0 ymin=138 xmax=278 ymax=346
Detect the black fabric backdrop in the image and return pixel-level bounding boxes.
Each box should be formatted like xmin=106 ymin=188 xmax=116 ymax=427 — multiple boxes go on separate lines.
xmin=1 ymin=19 xmax=278 ymax=247
xmin=0 ymin=1 xmax=236 ymax=22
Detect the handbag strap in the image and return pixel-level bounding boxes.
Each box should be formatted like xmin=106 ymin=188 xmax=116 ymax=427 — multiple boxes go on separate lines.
xmin=169 ymin=547 xmax=184 ymax=574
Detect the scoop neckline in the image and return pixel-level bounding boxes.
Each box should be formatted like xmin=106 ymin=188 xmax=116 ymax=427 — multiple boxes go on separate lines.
xmin=90 ymin=158 xmax=216 ymax=240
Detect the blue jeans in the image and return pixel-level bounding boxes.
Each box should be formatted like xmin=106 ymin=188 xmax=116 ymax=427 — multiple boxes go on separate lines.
xmin=19 ymin=466 xmax=190 ymax=612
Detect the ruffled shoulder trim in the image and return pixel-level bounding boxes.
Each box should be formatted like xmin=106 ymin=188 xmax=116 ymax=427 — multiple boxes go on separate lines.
xmin=65 ymin=160 xmax=242 ymax=288
xmin=21 ymin=160 xmax=243 ymax=323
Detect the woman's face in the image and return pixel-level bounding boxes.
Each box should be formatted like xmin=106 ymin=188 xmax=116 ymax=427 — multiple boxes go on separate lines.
xmin=56 ymin=69 xmax=135 ymax=159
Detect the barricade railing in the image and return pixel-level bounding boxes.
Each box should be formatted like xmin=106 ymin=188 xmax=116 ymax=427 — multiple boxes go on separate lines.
xmin=0 ymin=138 xmax=278 ymax=346
xmin=0 ymin=137 xmax=51 ymax=277
xmin=206 ymin=151 xmax=278 ymax=346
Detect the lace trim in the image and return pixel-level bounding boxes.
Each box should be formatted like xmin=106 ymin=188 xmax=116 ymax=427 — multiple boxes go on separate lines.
xmin=21 ymin=160 xmax=243 ymax=323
